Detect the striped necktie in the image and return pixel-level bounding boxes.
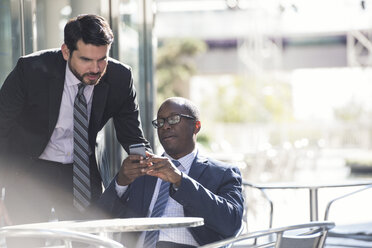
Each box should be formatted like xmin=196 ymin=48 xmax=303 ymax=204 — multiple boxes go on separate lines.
xmin=73 ymin=83 xmax=91 ymax=212
xmin=143 ymin=160 xmax=181 ymax=248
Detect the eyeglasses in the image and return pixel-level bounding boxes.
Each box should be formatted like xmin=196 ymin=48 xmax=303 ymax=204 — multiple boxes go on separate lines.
xmin=152 ymin=114 xmax=195 ymax=129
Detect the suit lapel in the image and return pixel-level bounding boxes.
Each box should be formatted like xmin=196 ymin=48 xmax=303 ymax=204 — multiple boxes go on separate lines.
xmin=142 ymin=175 xmax=158 ymax=214
xmin=89 ymin=79 xmax=109 ymax=147
xmin=188 ymin=155 xmax=209 ymax=181
xmin=48 ymin=54 xmax=66 ymax=136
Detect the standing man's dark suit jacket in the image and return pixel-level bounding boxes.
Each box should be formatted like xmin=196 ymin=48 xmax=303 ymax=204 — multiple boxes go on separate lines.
xmin=99 ymin=154 xmax=244 ymax=247
xmin=0 ymin=49 xmax=150 ymax=201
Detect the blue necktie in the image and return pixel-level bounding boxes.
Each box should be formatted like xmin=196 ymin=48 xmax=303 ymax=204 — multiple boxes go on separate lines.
xmin=73 ymin=83 xmax=91 ymax=212
xmin=143 ymin=160 xmax=181 ymax=248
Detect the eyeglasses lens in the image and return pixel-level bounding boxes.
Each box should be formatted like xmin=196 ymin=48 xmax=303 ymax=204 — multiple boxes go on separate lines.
xmin=168 ymin=115 xmax=181 ymax=125
xmin=153 ymin=114 xmax=184 ymax=129
xmin=157 ymin=119 xmax=164 ymax=128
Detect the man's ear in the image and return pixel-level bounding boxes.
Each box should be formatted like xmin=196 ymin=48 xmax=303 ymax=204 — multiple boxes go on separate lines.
xmin=194 ymin=121 xmax=201 ymax=134
xmin=61 ymin=44 xmax=70 ymax=61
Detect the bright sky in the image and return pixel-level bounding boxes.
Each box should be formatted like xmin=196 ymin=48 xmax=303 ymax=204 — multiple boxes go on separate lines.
xmin=291 ymin=67 xmax=372 ymax=121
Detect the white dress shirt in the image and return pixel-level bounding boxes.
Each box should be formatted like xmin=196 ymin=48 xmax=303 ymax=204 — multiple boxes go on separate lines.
xmin=115 ymin=149 xmax=199 ymax=247
xmin=39 ymin=64 xmax=94 ymax=164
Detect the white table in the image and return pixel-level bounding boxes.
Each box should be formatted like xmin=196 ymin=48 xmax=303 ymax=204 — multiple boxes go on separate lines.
xmin=0 ymin=227 xmax=124 ymax=248
xmin=0 ymin=217 xmax=204 ymax=246
xmin=1 ymin=217 xmax=204 ymax=233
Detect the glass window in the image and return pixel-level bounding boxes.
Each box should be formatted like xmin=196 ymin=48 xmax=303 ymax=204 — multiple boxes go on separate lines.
xmin=0 ymin=0 xmax=22 ymax=86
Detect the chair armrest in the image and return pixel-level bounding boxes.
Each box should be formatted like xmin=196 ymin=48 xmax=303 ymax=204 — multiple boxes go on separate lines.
xmin=243 ymin=181 xmax=274 ymax=228
xmin=324 ymin=184 xmax=372 ymax=221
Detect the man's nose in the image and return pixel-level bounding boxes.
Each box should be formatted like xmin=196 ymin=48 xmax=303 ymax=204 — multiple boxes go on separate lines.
xmin=161 ymin=121 xmax=172 ymax=129
xmin=90 ymin=61 xmax=100 ymax=73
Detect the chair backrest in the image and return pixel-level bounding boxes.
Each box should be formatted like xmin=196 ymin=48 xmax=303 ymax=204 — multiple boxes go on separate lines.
xmin=0 ymin=227 xmax=124 ymax=248
xmin=223 ymin=222 xmax=246 ymax=248
xmin=199 ymin=221 xmax=335 ymax=248
xmin=277 ymin=230 xmax=323 ymax=248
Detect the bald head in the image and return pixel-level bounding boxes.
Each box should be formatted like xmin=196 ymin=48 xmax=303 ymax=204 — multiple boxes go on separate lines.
xmin=159 ymin=97 xmax=200 ymax=121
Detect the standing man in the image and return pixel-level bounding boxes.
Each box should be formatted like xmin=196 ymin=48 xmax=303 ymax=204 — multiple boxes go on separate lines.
xmin=99 ymin=97 xmax=244 ymax=248
xmin=0 ymin=14 xmax=150 ymax=224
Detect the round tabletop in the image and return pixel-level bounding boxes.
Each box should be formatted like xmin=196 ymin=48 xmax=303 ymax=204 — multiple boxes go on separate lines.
xmin=2 ymin=217 xmax=204 ymax=233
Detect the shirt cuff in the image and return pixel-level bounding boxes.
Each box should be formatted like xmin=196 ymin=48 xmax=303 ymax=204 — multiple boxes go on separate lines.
xmin=171 ymin=172 xmax=183 ymax=192
xmin=115 ymin=180 xmax=128 ymax=197
xmin=172 ymin=183 xmax=179 ymax=191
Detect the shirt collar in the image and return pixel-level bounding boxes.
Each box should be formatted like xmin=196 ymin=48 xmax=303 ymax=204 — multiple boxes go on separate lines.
xmin=65 ymin=64 xmax=81 ymax=87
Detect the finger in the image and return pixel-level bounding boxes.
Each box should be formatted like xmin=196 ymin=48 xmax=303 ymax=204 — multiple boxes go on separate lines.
xmin=146 ymin=156 xmax=169 ymax=165
xmin=121 ymin=159 xmax=148 ymax=178
xmin=145 ymin=151 xmax=155 ymax=158
xmin=122 ymin=164 xmax=148 ymax=176
xmin=118 ymin=166 xmax=148 ymax=185
xmin=128 ymin=154 xmax=146 ymax=162
xmin=148 ymin=159 xmax=168 ymax=171
xmin=146 ymin=168 xmax=165 ymax=179
xmin=124 ymin=156 xmax=148 ymax=169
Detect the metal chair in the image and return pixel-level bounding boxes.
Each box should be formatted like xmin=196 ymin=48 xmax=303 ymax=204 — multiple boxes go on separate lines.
xmin=324 ymin=184 xmax=372 ymax=221
xmin=199 ymin=221 xmax=335 ymax=248
xmin=244 ymin=180 xmax=372 ymax=224
xmin=323 ymin=184 xmax=372 ymax=247
xmin=0 ymin=227 xmax=124 ymax=248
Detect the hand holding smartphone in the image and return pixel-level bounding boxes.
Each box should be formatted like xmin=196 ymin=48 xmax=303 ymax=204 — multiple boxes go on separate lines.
xmin=129 ymin=143 xmax=146 ymax=158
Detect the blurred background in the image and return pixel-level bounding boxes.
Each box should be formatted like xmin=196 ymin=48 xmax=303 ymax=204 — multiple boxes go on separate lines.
xmin=153 ymin=0 xmax=372 ymax=230
xmin=1 ymin=0 xmax=372 ymax=232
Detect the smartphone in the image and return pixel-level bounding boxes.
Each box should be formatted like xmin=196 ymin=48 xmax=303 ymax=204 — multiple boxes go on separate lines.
xmin=129 ymin=143 xmax=146 ymax=158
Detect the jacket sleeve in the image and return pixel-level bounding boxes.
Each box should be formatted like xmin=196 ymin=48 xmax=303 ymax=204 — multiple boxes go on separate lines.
xmin=111 ymin=67 xmax=151 ymax=153
xmin=96 ymin=175 xmax=131 ymax=218
xmin=0 ymin=58 xmax=26 ymax=155
xmin=170 ymin=167 xmax=244 ymax=238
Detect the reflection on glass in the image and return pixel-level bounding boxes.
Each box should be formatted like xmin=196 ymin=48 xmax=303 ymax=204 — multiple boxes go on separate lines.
xmin=0 ymin=0 xmax=21 ymax=86
xmin=119 ymin=0 xmax=139 ymax=87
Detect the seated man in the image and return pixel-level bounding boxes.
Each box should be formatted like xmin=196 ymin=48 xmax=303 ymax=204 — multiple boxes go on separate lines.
xmin=98 ymin=97 xmax=244 ymax=248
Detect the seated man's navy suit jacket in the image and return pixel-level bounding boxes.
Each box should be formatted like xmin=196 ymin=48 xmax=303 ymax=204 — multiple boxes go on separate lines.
xmin=98 ymin=154 xmax=244 ymax=247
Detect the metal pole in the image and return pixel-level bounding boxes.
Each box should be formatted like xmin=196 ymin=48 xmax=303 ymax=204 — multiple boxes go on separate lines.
xmin=309 ymin=188 xmax=318 ymax=221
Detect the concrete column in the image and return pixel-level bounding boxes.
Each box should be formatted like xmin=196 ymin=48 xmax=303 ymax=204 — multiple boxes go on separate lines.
xmin=71 ymin=0 xmax=101 ymax=17
xmin=36 ymin=0 xmax=68 ymax=50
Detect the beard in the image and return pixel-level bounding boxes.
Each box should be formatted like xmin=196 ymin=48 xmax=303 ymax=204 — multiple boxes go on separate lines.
xmin=68 ymin=59 xmax=105 ymax=86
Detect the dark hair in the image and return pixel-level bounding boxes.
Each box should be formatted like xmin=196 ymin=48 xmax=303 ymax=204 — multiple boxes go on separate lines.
xmin=64 ymin=14 xmax=114 ymax=53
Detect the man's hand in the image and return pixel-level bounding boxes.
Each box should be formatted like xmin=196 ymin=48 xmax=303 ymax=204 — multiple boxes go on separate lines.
xmin=146 ymin=155 xmax=182 ymax=187
xmin=116 ymin=154 xmax=149 ymax=186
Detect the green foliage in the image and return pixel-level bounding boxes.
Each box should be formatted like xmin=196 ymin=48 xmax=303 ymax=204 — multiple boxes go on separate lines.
xmin=197 ymin=133 xmax=210 ymax=147
xmin=156 ymin=38 xmax=206 ymax=106
xmin=333 ymin=99 xmax=363 ymax=122
xmin=262 ymin=82 xmax=293 ymax=122
xmin=155 ymin=38 xmax=293 ymax=125
xmin=215 ymin=79 xmax=250 ymax=122
xmin=214 ymin=76 xmax=293 ymax=123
